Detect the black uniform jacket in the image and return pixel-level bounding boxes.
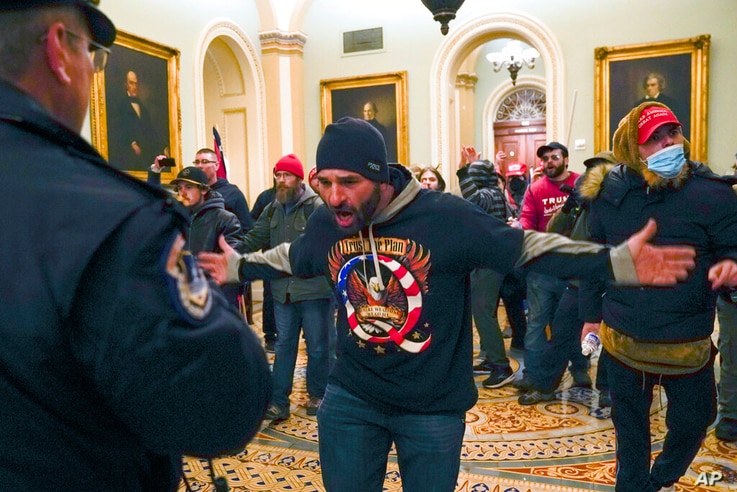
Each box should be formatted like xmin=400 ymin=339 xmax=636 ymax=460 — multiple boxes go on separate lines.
xmin=0 ymin=80 xmax=271 ymax=491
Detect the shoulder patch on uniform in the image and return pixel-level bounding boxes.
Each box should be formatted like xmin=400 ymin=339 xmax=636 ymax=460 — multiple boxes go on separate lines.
xmin=163 ymin=232 xmax=212 ymax=322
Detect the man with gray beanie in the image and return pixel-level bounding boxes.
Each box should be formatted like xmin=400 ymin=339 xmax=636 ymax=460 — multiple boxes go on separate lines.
xmin=200 ymin=116 xmax=700 ymax=491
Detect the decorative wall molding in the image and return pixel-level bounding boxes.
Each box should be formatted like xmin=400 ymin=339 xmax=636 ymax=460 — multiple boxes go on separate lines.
xmin=259 ymin=30 xmax=308 ymax=56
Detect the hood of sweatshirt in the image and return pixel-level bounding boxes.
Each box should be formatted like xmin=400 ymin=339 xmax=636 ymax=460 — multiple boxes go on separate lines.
xmin=354 ymin=163 xmax=421 ymax=296
xmin=468 ymin=159 xmax=500 ymax=189
xmin=368 ymin=163 xmax=421 ymax=226
xmin=190 ymin=190 xmax=225 ymax=216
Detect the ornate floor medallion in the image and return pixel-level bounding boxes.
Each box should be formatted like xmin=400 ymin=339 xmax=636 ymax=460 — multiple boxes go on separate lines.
xmin=180 ymin=310 xmax=737 ymax=491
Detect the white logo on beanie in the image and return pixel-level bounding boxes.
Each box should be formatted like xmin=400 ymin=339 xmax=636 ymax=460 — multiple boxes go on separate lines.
xmin=367 ymin=161 xmax=381 ymax=172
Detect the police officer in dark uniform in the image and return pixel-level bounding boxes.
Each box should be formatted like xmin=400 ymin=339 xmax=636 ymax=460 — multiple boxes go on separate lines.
xmin=0 ymin=2 xmax=271 ymax=490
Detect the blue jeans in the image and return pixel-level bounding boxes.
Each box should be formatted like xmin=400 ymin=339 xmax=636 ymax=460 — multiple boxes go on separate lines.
xmin=261 ymin=280 xmax=277 ymax=343
xmin=535 ymin=285 xmax=589 ymax=392
xmin=272 ymin=298 xmax=333 ymax=407
xmin=523 ymin=272 xmax=566 ymax=380
xmin=317 ymin=384 xmax=466 ymax=492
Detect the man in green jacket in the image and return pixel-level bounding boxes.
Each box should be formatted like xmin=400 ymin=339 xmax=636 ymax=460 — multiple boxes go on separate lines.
xmin=240 ymin=154 xmax=335 ymax=420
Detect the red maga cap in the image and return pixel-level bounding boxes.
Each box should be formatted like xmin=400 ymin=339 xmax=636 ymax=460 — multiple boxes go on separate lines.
xmin=506 ymin=162 xmax=528 ymax=177
xmin=637 ymin=106 xmax=681 ymax=144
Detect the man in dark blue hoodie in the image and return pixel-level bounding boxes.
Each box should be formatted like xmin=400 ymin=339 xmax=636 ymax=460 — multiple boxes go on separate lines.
xmin=200 ymin=117 xmax=698 ymax=492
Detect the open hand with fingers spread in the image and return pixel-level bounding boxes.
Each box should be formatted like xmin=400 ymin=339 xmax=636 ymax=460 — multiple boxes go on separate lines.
xmin=198 ymin=235 xmax=237 ymax=285
xmin=627 ymin=219 xmax=696 ymax=285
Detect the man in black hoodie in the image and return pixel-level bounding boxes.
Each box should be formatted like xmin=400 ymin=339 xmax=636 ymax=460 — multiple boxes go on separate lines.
xmin=151 ymin=163 xmax=244 ymax=256
xmin=200 ymin=117 xmax=698 ymax=492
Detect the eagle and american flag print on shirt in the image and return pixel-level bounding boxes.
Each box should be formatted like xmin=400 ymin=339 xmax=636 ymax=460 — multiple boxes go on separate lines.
xmin=329 ymin=235 xmax=431 ymax=354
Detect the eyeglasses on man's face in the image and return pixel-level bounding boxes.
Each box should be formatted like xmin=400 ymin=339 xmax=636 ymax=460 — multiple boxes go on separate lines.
xmin=541 ymin=154 xmax=562 ymax=162
xmin=39 ymin=29 xmax=110 ymax=72
xmin=192 ymin=159 xmax=218 ymax=165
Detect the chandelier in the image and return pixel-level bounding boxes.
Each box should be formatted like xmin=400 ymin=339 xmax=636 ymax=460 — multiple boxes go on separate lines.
xmin=421 ymin=0 xmax=466 ymax=35
xmin=485 ymin=40 xmax=540 ymax=85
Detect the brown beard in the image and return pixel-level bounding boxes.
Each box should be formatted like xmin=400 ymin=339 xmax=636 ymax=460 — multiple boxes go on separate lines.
xmin=276 ymin=185 xmax=297 ymax=205
xmin=544 ymin=163 xmax=566 ymax=179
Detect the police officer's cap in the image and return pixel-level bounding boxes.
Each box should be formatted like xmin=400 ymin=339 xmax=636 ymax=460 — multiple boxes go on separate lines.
xmin=0 ymin=0 xmax=116 ymax=47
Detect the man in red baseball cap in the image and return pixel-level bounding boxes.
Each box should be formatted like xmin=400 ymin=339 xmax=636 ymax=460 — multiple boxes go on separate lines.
xmin=579 ymin=101 xmax=737 ymax=490
xmin=636 ymin=105 xmax=682 ymax=144
xmin=506 ymin=162 xmax=528 ymax=178
xmin=504 ymin=161 xmax=529 ymax=219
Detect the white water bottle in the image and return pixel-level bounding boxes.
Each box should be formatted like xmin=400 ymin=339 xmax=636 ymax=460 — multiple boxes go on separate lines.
xmin=581 ymin=332 xmax=601 ymax=357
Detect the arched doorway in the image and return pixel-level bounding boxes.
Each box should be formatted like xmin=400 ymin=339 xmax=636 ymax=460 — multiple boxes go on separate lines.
xmin=430 ymin=12 xmax=565 ymax=188
xmin=486 ymin=82 xmax=547 ymax=175
xmin=194 ymin=21 xmax=268 ymax=203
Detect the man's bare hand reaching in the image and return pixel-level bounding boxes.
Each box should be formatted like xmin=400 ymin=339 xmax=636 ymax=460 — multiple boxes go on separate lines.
xmin=199 ymin=235 xmax=238 ymax=285
xmin=626 ymin=219 xmax=696 ymax=285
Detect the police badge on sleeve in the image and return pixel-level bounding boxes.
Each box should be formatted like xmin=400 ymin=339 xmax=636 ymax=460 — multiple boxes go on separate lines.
xmin=163 ymin=232 xmax=212 ymax=321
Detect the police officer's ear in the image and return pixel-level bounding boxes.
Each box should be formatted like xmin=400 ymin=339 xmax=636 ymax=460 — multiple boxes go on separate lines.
xmin=43 ymin=23 xmax=74 ymax=86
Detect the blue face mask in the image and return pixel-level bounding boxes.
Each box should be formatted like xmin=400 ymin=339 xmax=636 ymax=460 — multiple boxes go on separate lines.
xmin=645 ymin=144 xmax=685 ymax=179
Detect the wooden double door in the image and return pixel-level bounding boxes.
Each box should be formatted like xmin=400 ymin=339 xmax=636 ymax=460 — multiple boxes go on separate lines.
xmin=493 ymin=119 xmax=547 ymax=177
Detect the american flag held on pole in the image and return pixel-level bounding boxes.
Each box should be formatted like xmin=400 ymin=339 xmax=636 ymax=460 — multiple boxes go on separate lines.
xmin=213 ymin=126 xmax=227 ymax=179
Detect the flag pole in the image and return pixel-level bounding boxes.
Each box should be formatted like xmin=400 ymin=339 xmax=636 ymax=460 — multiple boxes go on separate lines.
xmin=213 ymin=125 xmax=227 ymax=179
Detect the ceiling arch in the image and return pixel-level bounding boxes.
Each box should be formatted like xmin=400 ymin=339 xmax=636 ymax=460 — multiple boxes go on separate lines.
xmin=253 ymin=0 xmax=314 ymax=32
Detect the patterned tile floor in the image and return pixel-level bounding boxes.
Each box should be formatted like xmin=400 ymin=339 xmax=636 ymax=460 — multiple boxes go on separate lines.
xmin=180 ymin=291 xmax=737 ymax=491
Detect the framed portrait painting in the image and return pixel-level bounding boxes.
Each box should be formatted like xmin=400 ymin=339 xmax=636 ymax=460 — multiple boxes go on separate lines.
xmin=90 ymin=30 xmax=181 ymax=180
xmin=320 ymin=71 xmax=409 ymax=165
xmin=594 ymin=35 xmax=710 ymax=162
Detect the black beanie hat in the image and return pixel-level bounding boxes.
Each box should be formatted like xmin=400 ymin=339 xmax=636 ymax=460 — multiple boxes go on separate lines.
xmin=316 ymin=117 xmax=389 ymax=182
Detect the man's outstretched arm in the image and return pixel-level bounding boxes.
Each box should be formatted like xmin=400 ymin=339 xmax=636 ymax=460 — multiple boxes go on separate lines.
xmin=198 ymin=235 xmax=291 ymax=285
xmin=518 ymin=219 xmax=695 ymax=285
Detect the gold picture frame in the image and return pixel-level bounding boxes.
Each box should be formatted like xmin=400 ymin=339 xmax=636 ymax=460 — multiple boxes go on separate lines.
xmin=594 ymin=34 xmax=709 ymax=162
xmin=320 ymin=71 xmax=409 ymax=165
xmin=90 ymin=30 xmax=181 ymax=180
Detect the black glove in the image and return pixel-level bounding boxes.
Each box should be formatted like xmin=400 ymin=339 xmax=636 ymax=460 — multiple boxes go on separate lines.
xmin=560 ymin=194 xmax=580 ymax=214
